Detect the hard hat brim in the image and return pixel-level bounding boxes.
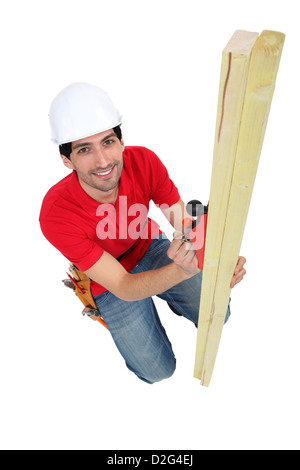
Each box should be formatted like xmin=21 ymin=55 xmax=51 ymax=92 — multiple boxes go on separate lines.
xmin=51 ymin=118 xmax=123 ymax=146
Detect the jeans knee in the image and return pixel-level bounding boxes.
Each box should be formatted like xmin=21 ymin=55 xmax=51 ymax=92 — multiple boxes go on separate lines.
xmin=137 ymin=356 xmax=177 ymax=384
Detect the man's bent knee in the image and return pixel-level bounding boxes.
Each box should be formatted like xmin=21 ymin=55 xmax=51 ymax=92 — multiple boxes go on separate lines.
xmin=128 ymin=356 xmax=177 ymax=384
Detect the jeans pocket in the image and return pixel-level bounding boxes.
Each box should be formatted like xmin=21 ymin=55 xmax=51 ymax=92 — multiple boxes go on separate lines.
xmin=94 ymin=290 xmax=111 ymax=309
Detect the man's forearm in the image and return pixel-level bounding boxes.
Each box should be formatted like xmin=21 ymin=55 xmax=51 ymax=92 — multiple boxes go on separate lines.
xmin=85 ymin=235 xmax=200 ymax=302
xmin=118 ymin=261 xmax=193 ymax=302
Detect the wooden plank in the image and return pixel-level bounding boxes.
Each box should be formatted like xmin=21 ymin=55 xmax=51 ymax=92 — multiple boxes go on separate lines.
xmin=194 ymin=30 xmax=285 ymax=386
xmin=193 ymin=30 xmax=258 ymax=380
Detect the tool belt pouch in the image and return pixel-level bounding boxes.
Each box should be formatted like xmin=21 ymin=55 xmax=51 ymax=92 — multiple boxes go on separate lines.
xmin=62 ymin=264 xmax=108 ymax=329
xmin=66 ymin=264 xmax=97 ymax=310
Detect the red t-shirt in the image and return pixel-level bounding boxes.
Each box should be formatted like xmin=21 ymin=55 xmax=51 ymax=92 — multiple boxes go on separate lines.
xmin=39 ymin=146 xmax=180 ymax=297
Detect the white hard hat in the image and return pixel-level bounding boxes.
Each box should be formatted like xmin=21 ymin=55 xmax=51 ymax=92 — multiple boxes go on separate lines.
xmin=49 ymin=82 xmax=122 ymax=145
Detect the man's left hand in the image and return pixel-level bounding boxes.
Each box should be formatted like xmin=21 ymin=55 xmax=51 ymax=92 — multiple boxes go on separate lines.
xmin=230 ymin=256 xmax=247 ymax=288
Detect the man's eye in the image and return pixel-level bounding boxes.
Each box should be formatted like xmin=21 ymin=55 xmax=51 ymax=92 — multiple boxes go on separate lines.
xmin=79 ymin=147 xmax=89 ymax=154
xmin=104 ymin=139 xmax=114 ymax=146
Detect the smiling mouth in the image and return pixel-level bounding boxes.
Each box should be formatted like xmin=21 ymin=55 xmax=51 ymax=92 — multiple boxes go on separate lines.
xmin=92 ymin=165 xmax=115 ymax=178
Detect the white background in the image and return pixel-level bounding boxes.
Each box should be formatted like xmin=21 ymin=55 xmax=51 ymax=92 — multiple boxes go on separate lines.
xmin=1 ymin=0 xmax=299 ymax=451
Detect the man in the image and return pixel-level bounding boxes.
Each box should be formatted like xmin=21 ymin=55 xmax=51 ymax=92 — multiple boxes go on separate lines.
xmin=40 ymin=83 xmax=246 ymax=384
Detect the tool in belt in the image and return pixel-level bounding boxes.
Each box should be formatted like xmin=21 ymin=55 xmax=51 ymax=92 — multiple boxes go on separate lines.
xmin=62 ymin=264 xmax=108 ymax=329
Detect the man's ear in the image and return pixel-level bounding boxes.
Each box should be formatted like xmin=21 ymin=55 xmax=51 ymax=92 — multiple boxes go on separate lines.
xmin=60 ymin=154 xmax=74 ymax=170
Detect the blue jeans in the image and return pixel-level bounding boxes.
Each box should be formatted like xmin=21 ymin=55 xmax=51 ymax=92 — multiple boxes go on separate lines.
xmin=94 ymin=235 xmax=231 ymax=384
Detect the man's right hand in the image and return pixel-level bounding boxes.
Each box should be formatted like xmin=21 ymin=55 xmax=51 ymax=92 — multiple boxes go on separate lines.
xmin=167 ymin=231 xmax=201 ymax=277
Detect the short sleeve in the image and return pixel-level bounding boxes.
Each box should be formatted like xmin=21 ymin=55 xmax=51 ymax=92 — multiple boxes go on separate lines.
xmin=40 ymin=217 xmax=104 ymax=272
xmin=146 ymin=149 xmax=180 ymax=207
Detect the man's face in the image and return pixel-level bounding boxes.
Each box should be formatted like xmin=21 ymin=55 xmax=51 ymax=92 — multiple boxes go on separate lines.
xmin=61 ymin=129 xmax=124 ymax=201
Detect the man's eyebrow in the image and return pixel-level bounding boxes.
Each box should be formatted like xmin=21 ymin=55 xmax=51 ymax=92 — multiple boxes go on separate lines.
xmin=100 ymin=132 xmax=116 ymax=143
xmin=72 ymin=141 xmax=93 ymax=150
xmin=72 ymin=133 xmax=116 ymax=151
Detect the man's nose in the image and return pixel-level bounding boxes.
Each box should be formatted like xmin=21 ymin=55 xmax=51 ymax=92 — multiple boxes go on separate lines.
xmin=93 ymin=148 xmax=110 ymax=168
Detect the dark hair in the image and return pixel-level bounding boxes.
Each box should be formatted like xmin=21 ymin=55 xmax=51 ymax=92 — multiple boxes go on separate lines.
xmin=59 ymin=125 xmax=122 ymax=159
